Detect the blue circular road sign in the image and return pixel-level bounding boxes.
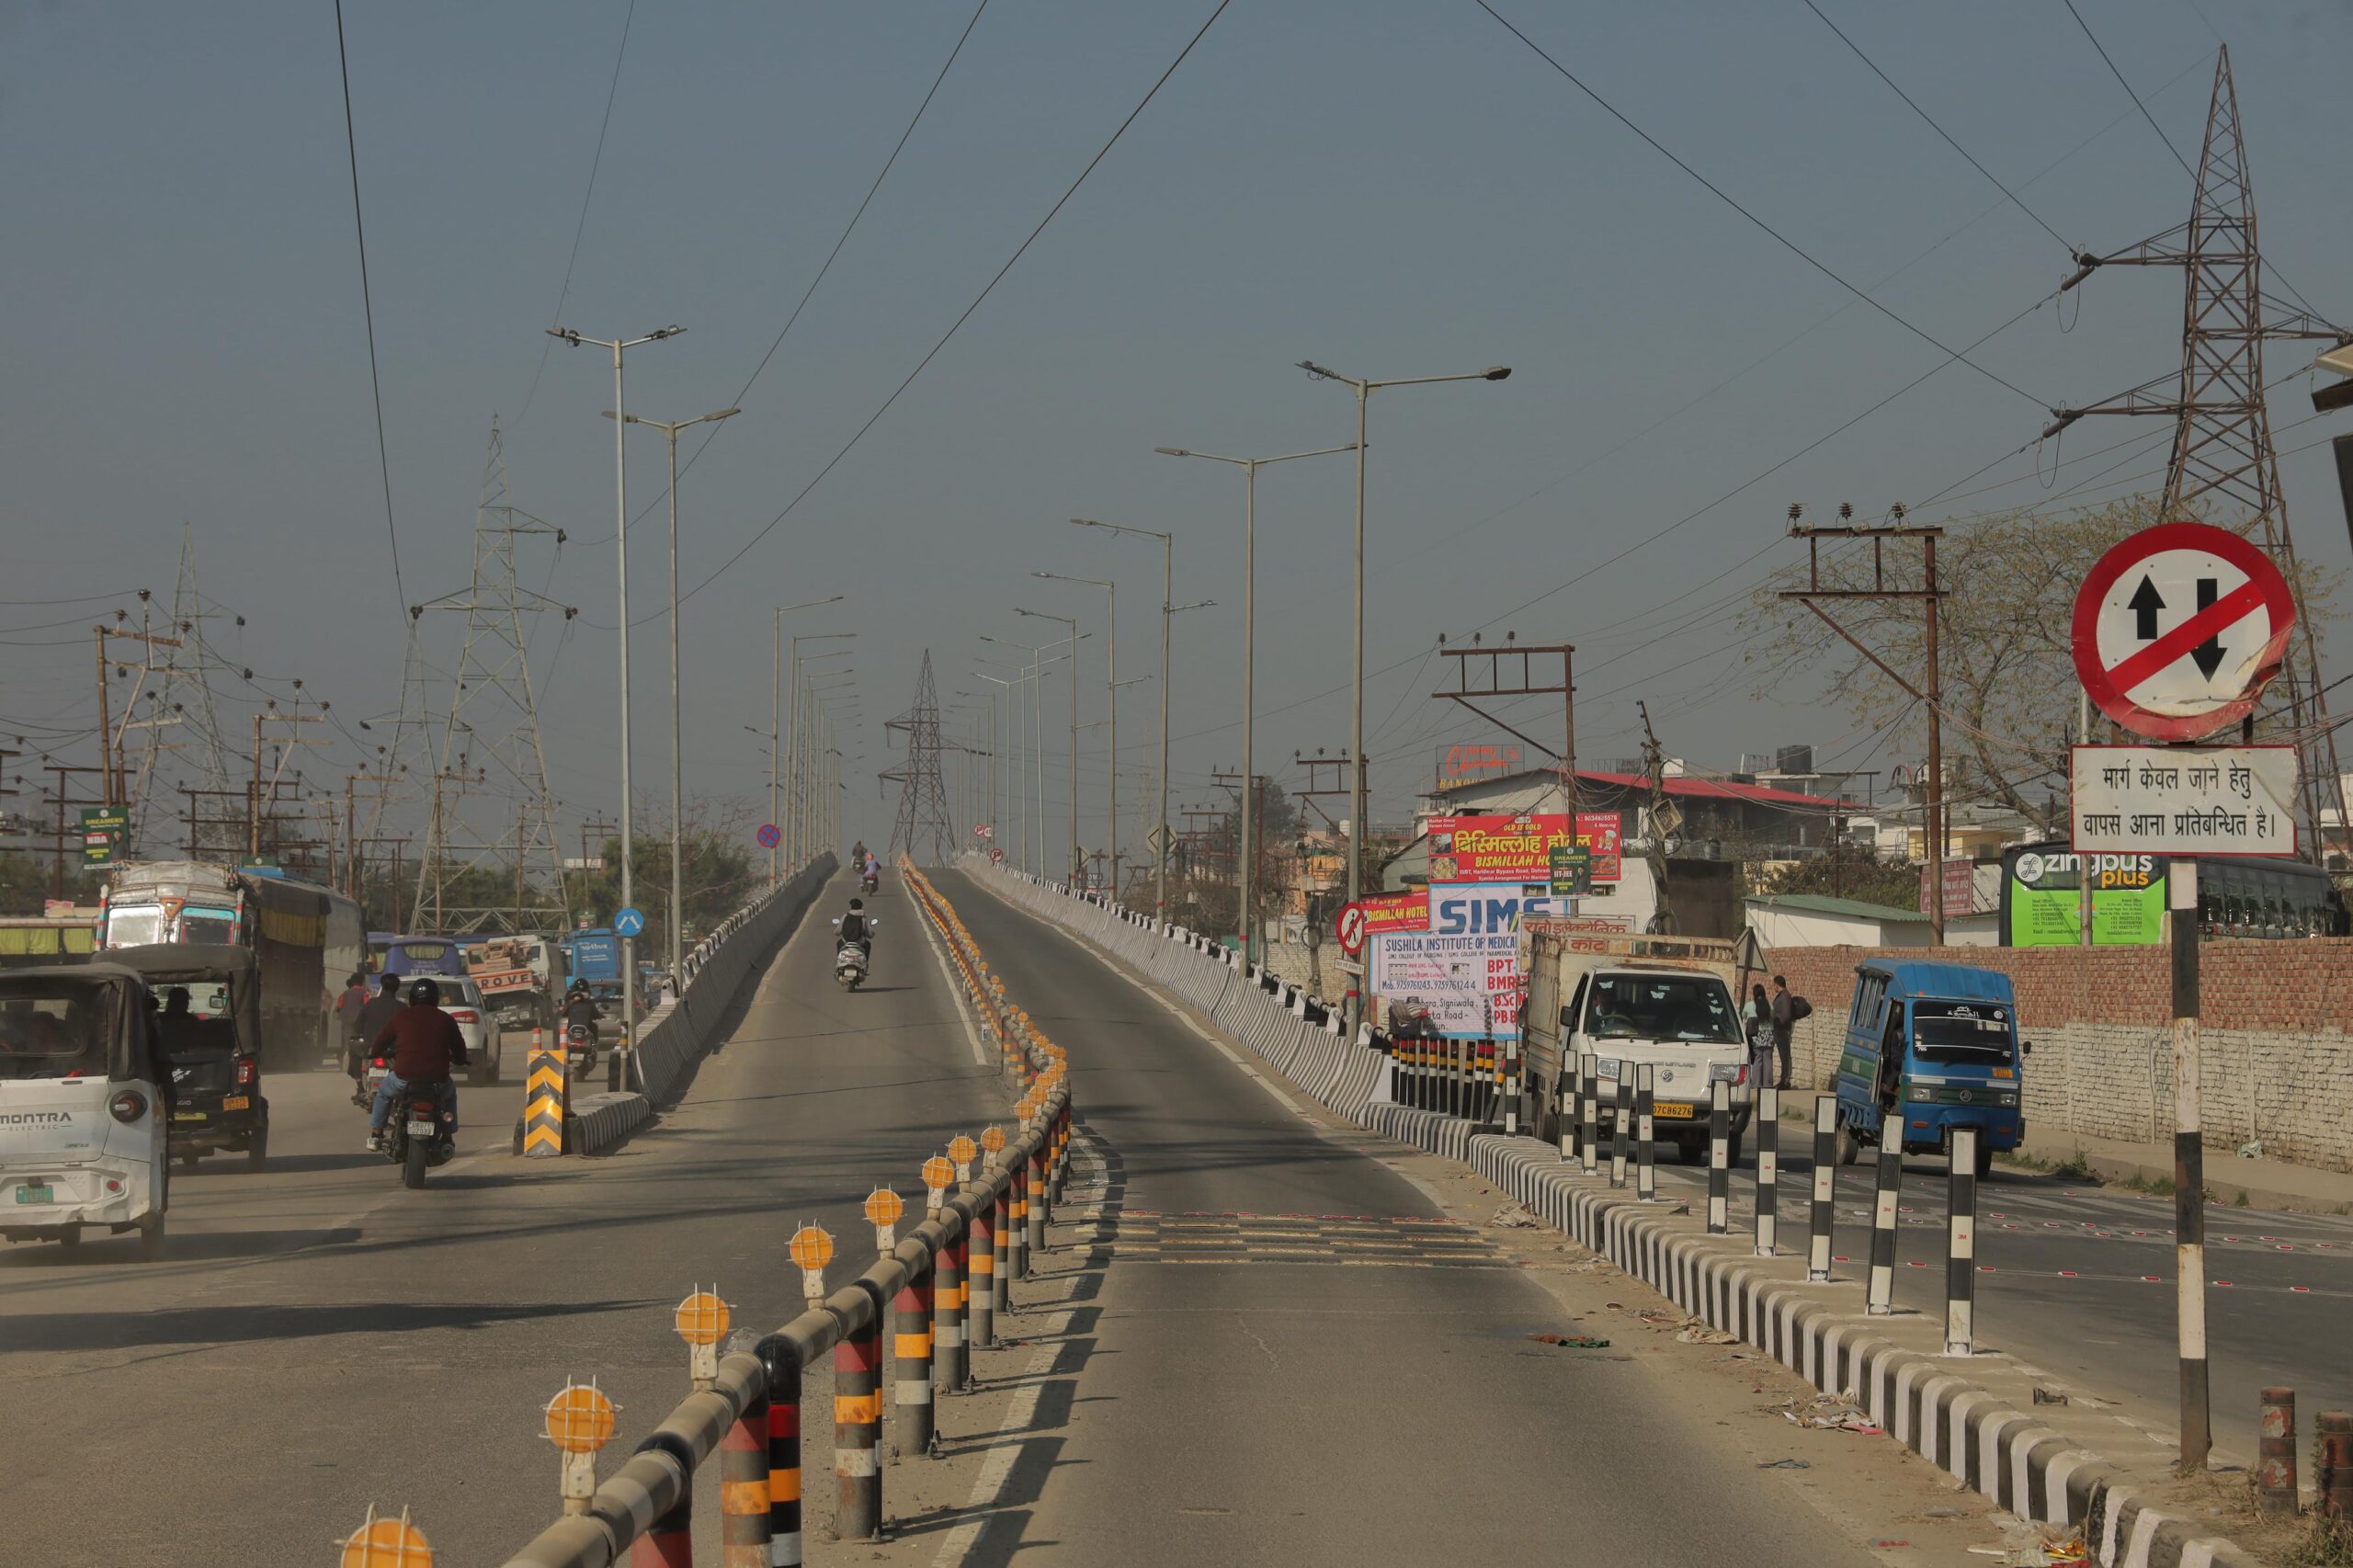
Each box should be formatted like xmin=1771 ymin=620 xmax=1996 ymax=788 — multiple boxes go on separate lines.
xmin=613 ymin=906 xmax=648 ymax=938
xmin=756 ymin=824 xmax=780 ymax=848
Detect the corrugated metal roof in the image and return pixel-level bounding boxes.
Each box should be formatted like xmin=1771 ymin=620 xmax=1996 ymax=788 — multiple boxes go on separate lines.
xmin=1745 ymin=893 xmax=1926 ymax=922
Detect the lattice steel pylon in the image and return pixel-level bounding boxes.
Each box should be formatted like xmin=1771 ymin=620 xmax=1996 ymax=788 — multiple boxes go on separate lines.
xmin=121 ymin=528 xmax=241 ymax=858
xmin=410 ymin=418 xmax=576 ymax=933
xmin=2046 ymin=45 xmax=2353 ymax=858
xmin=881 ymin=650 xmax=956 ymax=864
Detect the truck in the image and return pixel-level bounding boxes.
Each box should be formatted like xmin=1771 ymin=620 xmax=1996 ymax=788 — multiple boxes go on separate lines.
xmin=1518 ymin=924 xmax=1758 ymax=1165
xmin=96 ymin=860 xmax=364 ymax=1069
xmin=462 ymin=933 xmax=567 ymax=1031
xmin=559 ymin=926 xmax=623 ymax=1005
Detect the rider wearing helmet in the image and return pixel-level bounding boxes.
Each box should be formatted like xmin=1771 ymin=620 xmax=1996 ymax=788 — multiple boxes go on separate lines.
xmin=563 ymin=977 xmax=603 ymax=1032
xmin=365 ymin=978 xmax=471 ymax=1151
xmin=837 ymin=897 xmax=874 ymax=953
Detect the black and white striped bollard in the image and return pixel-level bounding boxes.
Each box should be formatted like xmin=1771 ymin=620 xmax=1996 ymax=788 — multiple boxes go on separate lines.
xmin=1807 ymin=1095 xmax=1836 ymax=1283
xmin=1608 ymin=1068 xmax=1631 ymax=1188
xmin=1707 ymin=1080 xmax=1731 ymax=1234
xmin=1945 ymin=1126 xmax=1978 ymax=1355
xmin=1867 ymin=1140 xmax=1901 ymax=1315
xmin=1634 ymin=1063 xmax=1657 ymax=1201
xmin=1556 ymin=1060 xmax=1576 ymax=1161
xmin=1754 ymin=1085 xmax=1779 ymax=1257
xmin=1503 ymin=1036 xmax=1520 ymax=1138
xmin=1579 ymin=1054 xmax=1599 ymax=1176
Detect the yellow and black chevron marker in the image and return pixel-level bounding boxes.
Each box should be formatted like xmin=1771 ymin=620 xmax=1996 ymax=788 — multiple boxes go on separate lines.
xmin=524 ymin=1043 xmax=568 ymax=1157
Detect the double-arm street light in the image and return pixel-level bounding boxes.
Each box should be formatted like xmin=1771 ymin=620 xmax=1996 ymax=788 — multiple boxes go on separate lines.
xmin=790 ymin=637 xmax=854 ymax=871
xmin=1015 ymin=608 xmax=1082 ymax=885
xmin=1295 ymin=359 xmax=1510 ymax=1026
xmin=1071 ymin=517 xmax=1174 ymax=917
xmin=607 ymin=405 xmax=740 ymax=980
xmin=550 ymin=322 xmax=683 ymax=1074
xmin=1154 ymin=440 xmax=1358 ymax=957
xmin=1035 ymin=571 xmax=1119 ymax=892
xmin=983 ymin=632 xmax=1086 ymax=877
xmin=767 ymin=597 xmax=844 ymax=882
xmin=973 ymin=667 xmax=1020 ymax=871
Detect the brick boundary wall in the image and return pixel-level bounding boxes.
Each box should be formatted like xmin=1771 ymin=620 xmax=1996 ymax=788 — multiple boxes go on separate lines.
xmin=1765 ymin=941 xmax=2353 ymax=1172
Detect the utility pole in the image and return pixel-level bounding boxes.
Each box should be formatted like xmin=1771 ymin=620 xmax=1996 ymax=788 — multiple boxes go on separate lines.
xmin=249 ymin=703 xmax=330 ymax=863
xmin=1636 ymin=701 xmax=1676 ymax=935
xmin=1780 ymin=503 xmax=1949 ymax=944
xmin=94 ymin=616 xmax=183 ymax=807
xmin=1432 ymin=631 xmax=1579 ymax=891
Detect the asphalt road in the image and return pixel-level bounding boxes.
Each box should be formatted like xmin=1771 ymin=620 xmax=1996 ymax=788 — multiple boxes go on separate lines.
xmin=0 ymin=870 xmax=1015 ymax=1565
xmin=1622 ymin=1121 xmax=2353 ymax=1464
xmin=929 ymin=867 xmax=1929 ymax=1568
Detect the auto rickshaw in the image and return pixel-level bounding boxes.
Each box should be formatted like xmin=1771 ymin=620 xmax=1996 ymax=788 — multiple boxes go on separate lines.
xmin=108 ymin=944 xmax=269 ymax=1172
xmin=0 ymin=963 xmax=172 ymax=1255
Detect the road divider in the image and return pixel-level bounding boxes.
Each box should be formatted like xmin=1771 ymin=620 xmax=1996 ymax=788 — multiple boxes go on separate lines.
xmin=972 ymin=858 xmax=2262 ymax=1568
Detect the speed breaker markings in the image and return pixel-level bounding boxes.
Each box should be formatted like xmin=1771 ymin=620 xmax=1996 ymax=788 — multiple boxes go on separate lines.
xmin=2071 ymin=521 xmax=2295 ymax=741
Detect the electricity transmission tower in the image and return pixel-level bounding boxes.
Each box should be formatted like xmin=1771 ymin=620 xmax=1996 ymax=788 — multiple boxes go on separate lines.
xmin=119 ymin=528 xmax=242 ymax=859
xmin=881 ymin=650 xmax=955 ymax=863
xmin=2046 ymin=45 xmax=2352 ymax=856
xmin=410 ymin=419 xmax=576 ymax=933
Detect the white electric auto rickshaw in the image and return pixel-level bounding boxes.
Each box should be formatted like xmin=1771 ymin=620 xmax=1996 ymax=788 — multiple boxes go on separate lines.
xmin=0 ymin=964 xmax=170 ymax=1256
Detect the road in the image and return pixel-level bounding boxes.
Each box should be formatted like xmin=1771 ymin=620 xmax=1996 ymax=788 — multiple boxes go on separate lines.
xmin=927 ymin=867 xmax=1995 ymax=1568
xmin=0 ymin=870 xmax=1013 ymax=1565
xmin=1627 ymin=1119 xmax=2353 ymax=1464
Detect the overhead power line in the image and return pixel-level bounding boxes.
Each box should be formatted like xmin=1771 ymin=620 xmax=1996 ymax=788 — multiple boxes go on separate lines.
xmin=1467 ymin=0 xmax=2045 ymax=406
xmin=665 ymin=0 xmax=1236 ymax=619
xmin=2061 ymin=0 xmax=2193 ymax=176
xmin=330 ymin=0 xmax=405 ymax=613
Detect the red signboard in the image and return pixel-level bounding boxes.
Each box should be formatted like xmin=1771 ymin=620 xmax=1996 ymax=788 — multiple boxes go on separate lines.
xmin=1359 ymin=891 xmax=1429 ymax=937
xmin=1917 ymin=859 xmax=1974 ymax=920
xmin=1427 ymin=812 xmax=1620 ymax=884
xmin=1438 ymin=742 xmax=1525 ymax=784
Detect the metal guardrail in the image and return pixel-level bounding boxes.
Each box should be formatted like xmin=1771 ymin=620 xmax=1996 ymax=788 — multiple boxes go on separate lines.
xmin=414 ymin=858 xmax=1080 ymax=1568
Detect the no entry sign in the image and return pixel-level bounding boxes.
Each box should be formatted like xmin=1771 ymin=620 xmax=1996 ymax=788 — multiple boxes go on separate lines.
xmin=1336 ymin=902 xmax=1368 ymax=957
xmin=2071 ymin=522 xmax=2294 ymax=742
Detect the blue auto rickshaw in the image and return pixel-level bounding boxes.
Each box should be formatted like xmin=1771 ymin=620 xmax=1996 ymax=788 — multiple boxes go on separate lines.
xmin=1833 ymin=960 xmax=2027 ymax=1177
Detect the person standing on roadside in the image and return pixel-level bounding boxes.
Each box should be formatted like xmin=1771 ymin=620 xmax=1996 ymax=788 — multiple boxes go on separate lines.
xmin=1768 ymin=973 xmax=1810 ymax=1091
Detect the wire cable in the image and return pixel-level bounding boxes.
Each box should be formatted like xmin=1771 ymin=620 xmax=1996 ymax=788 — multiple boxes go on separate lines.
xmin=330 ymin=0 xmax=405 ymax=613
xmin=1468 ymin=0 xmax=2045 ymax=406
xmin=663 ymin=0 xmax=1236 ymax=619
xmin=2062 ymin=0 xmax=2194 ymax=176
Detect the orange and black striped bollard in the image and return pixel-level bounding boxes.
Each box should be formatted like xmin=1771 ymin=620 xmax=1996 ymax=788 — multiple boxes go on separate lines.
xmin=835 ymin=1281 xmax=884 ymax=1539
xmin=756 ymin=1335 xmax=805 ymax=1568
xmin=935 ymin=1224 xmax=967 ymax=1391
xmin=992 ymin=1180 xmax=1012 ymax=1324
xmin=1009 ymin=1162 xmax=1030 ymax=1283
xmin=969 ymin=1199 xmax=995 ymax=1352
xmin=894 ymin=1267 xmax=935 ymax=1458
xmin=721 ymin=1386 xmax=769 ymax=1566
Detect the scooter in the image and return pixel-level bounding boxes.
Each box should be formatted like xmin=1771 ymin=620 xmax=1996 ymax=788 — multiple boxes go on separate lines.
xmin=860 ymin=869 xmax=880 ymax=894
xmin=564 ymin=1021 xmax=599 ymax=1074
xmin=829 ymin=915 xmax=875 ymax=990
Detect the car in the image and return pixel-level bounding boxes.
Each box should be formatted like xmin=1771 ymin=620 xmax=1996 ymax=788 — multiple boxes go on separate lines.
xmin=438 ymin=977 xmax=501 ymax=1086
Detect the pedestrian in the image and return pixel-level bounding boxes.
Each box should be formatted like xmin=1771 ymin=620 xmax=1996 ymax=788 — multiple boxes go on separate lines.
xmin=1768 ymin=973 xmax=1812 ymax=1091
xmin=1744 ymin=981 xmax=1771 ymax=1085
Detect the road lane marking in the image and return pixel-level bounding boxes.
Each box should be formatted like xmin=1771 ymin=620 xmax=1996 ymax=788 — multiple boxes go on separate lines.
xmin=928 ymin=1312 xmax=1070 ymax=1566
xmin=912 ymin=893 xmax=992 ymax=1068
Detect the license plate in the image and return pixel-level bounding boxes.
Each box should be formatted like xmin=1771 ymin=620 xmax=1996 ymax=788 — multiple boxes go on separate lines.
xmin=15 ymin=1183 xmax=53 ymax=1205
xmin=222 ymin=1096 xmax=249 ymax=1111
xmin=173 ymin=1111 xmax=207 ymax=1123
xmin=1652 ymin=1102 xmax=1695 ymax=1119
xmin=407 ymin=1119 xmax=438 ymax=1136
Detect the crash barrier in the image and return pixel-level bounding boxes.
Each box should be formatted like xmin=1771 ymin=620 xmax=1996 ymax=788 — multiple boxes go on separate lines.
xmin=972 ymin=858 xmax=2258 ymax=1568
xmin=517 ymin=857 xmax=836 ymax=1157
xmin=461 ymin=866 xmax=1074 ymax=1568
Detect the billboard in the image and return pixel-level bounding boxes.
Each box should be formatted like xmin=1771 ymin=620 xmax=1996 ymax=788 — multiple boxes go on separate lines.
xmin=2003 ymin=850 xmax=2165 ymax=947
xmin=1426 ymin=812 xmax=1620 ymax=884
xmin=1438 ymin=742 xmax=1526 ymax=786
xmin=1358 ymin=891 xmax=1428 ymax=937
xmin=1369 ymin=882 xmax=1569 ymax=1040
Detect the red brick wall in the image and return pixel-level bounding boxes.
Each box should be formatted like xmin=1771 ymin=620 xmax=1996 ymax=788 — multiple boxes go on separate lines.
xmin=1760 ymin=938 xmax=2353 ymax=1032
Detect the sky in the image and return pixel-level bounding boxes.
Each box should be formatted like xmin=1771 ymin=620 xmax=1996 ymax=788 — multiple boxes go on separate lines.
xmin=5 ymin=0 xmax=2351 ymax=869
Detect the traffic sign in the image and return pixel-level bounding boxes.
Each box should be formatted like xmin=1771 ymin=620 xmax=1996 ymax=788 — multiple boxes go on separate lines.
xmin=2072 ymin=522 xmax=2295 ymax=742
xmin=1146 ymin=824 xmax=1172 ymax=858
xmin=612 ymin=906 xmax=647 ymax=938
xmin=1336 ymin=902 xmax=1368 ymax=958
xmin=756 ymin=824 xmax=780 ymax=848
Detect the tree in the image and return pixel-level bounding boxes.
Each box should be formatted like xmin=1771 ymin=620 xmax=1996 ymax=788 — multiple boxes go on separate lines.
xmin=1741 ymin=495 xmax=2336 ymax=836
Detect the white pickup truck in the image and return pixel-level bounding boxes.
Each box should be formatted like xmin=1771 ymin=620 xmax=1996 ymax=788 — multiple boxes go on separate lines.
xmin=1518 ymin=926 xmax=1758 ymax=1165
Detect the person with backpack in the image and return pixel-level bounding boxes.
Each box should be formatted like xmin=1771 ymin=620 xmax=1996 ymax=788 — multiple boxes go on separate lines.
xmin=1768 ymin=974 xmax=1812 ymax=1090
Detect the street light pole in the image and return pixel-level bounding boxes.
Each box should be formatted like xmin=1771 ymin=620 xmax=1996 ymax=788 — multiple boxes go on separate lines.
xmin=1294 ymin=359 xmax=1509 ymax=1026
xmin=1036 ymin=572 xmax=1116 ymax=892
xmin=790 ymin=638 xmax=854 ymax=874
xmin=1016 ymin=608 xmax=1081 ymax=885
xmin=1072 ymin=518 xmax=1176 ymax=917
xmin=609 ymin=406 xmax=741 ymax=980
xmin=1154 ymin=441 xmax=1356 ymax=953
xmin=550 ymin=322 xmax=683 ymax=1074
xmin=768 ymin=597 xmax=844 ymax=883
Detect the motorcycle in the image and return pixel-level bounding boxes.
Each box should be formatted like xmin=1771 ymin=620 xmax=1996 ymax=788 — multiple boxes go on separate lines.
xmin=380 ymin=1075 xmax=456 ymax=1189
xmin=564 ymin=1021 xmax=599 ymax=1074
xmin=829 ymin=915 xmax=875 ymax=990
xmin=860 ymin=869 xmax=879 ymax=894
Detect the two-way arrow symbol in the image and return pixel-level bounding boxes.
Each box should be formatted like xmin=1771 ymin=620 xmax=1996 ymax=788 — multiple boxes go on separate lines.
xmin=2125 ymin=574 xmax=2229 ymax=680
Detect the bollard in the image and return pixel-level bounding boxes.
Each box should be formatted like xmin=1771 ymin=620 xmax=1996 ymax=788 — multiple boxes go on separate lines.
xmin=992 ymin=1178 xmax=1012 ymax=1326
xmin=966 ymin=1192 xmax=993 ymax=1353
xmin=1707 ymin=1081 xmax=1731 ymax=1235
xmin=1944 ymin=1126 xmax=1978 ymax=1356
xmin=1867 ymin=1142 xmax=1901 ymax=1315
xmin=1009 ymin=1158 xmax=1030 ymax=1283
xmin=1579 ymin=1053 xmax=1599 ymax=1176
xmin=1503 ymin=1035 xmax=1520 ymax=1137
xmin=2255 ymin=1388 xmax=2297 ymax=1516
xmin=1633 ymin=1064 xmax=1657 ymax=1202
xmin=721 ymin=1385 xmax=771 ymax=1567
xmin=1808 ymin=1095 xmax=1836 ymax=1283
xmin=2321 ymin=1411 xmax=2353 ymax=1519
xmin=1027 ymin=1141 xmax=1048 ymax=1261
xmin=894 ymin=1268 xmax=935 ymax=1458
xmin=1754 ymin=1085 xmax=1779 ymax=1257
xmin=1608 ymin=1070 xmax=1631 ymax=1188
xmin=835 ymin=1280 xmax=884 ymax=1540
xmin=936 ymin=1216 xmax=968 ymax=1389
xmin=1555 ymin=1058 xmax=1574 ymax=1161
xmin=524 ymin=1038 xmax=567 ymax=1158
xmin=758 ymin=1337 xmax=803 ymax=1562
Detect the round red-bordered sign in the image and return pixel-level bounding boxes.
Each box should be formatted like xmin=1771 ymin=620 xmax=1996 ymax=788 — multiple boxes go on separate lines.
xmin=1336 ymin=902 xmax=1368 ymax=958
xmin=2070 ymin=522 xmax=2294 ymax=742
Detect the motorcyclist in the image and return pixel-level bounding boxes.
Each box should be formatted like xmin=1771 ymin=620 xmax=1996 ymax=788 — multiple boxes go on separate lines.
xmin=862 ymin=850 xmax=882 ymax=888
xmin=837 ymin=897 xmax=874 ymax=956
xmin=365 ymin=978 xmax=470 ymax=1152
xmin=851 ymin=839 xmax=868 ymax=866
xmin=349 ymin=972 xmax=405 ymax=1106
xmin=563 ymin=979 xmax=603 ymax=1038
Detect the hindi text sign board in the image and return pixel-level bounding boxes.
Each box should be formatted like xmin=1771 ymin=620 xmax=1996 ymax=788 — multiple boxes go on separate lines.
xmin=2068 ymin=745 xmax=2298 ymax=858
xmin=2071 ymin=522 xmax=2295 ymax=742
xmin=1427 ymin=812 xmax=1621 ymax=884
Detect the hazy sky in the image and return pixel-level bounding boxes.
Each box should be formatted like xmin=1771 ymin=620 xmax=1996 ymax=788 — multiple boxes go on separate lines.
xmin=6 ymin=0 xmax=2350 ymax=863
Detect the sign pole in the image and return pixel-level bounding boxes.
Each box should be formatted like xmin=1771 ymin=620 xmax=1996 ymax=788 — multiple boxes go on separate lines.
xmin=2171 ymin=858 xmax=2209 ymax=1470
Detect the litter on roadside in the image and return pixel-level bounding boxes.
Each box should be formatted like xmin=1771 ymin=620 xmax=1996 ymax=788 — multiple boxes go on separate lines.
xmin=1488 ymin=1201 xmax=1540 ymax=1229
xmin=1675 ymin=1319 xmax=1738 ymax=1345
xmin=1526 ymin=1332 xmax=1611 ymax=1348
xmin=1757 ymin=1458 xmax=1811 ymax=1470
xmin=1779 ymin=1392 xmax=1882 ymax=1435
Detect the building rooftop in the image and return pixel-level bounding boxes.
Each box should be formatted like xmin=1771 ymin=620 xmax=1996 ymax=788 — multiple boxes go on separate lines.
xmin=1744 ymin=892 xmax=1927 ymax=922
xmin=1432 ymin=766 xmax=1858 ymax=812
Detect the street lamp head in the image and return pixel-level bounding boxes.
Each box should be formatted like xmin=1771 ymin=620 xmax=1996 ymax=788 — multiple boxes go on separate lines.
xmin=650 ymin=325 xmax=685 ymax=340
xmin=1297 ymin=359 xmax=1342 ymax=382
xmin=1152 ymin=447 xmax=1189 ymax=458
xmin=548 ymin=327 xmax=582 ymax=346
xmin=1483 ymin=366 xmax=1512 ymax=381
xmin=706 ymin=407 xmax=743 ymax=422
